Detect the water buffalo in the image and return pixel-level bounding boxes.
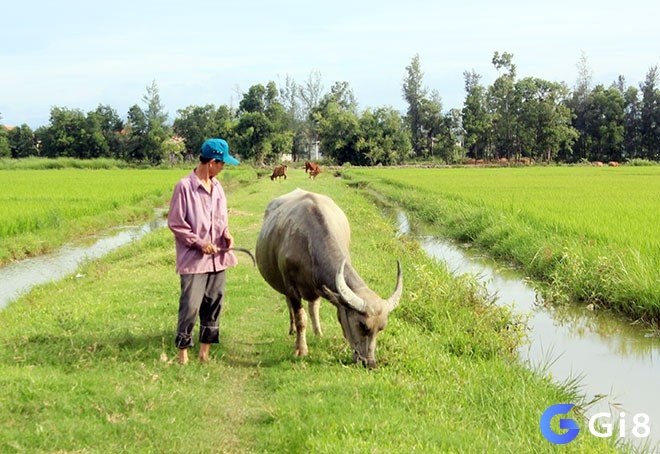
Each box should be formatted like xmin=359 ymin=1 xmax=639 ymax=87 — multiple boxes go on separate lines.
xmin=255 ymin=189 xmax=403 ymax=368
xmin=270 ymin=165 xmax=288 ymax=181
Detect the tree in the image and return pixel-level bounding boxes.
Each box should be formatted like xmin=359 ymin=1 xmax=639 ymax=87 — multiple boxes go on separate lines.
xmin=144 ymin=80 xmax=170 ymax=164
xmin=319 ymin=81 xmax=358 ymax=114
xmin=39 ymin=106 xmax=110 ymax=159
xmin=81 ymin=111 xmax=110 ymax=158
xmin=488 ymin=51 xmax=519 ymax=160
xmin=0 ymin=115 xmax=10 ymax=157
xmin=235 ymin=82 xmax=293 ymax=163
xmin=620 ymin=81 xmax=642 ymax=160
xmin=402 ymin=54 xmax=426 ymax=157
xmin=279 ymin=75 xmax=307 ymax=161
xmin=125 ymin=104 xmax=148 ymax=161
xmin=92 ymin=104 xmax=125 ymax=159
xmin=174 ymin=104 xmax=235 ymax=159
xmin=127 ymin=80 xmax=171 ymax=164
xmin=316 ymin=101 xmax=361 ymax=165
xmin=161 ymin=136 xmax=186 ymax=164
xmin=40 ymin=107 xmax=89 ymax=158
xmin=582 ymin=84 xmax=625 ymax=162
xmin=357 ymin=107 xmax=410 ymax=165
xmin=462 ymin=70 xmax=491 ymax=162
xmin=234 ymin=111 xmax=272 ymax=164
xmin=8 ymin=124 xmax=37 ymax=158
xmin=143 ymin=80 xmax=169 ymax=126
xmin=312 ymin=81 xmax=362 ymax=163
xmin=239 ymin=84 xmax=268 ymax=114
xmin=568 ymin=52 xmax=594 ymax=161
xmin=264 ymin=82 xmax=294 ymax=161
xmin=297 ymin=70 xmax=324 ymax=159
xmin=94 ymin=104 xmax=124 ymax=133
xmin=436 ymin=108 xmax=464 ymax=164
xmin=639 ymin=66 xmax=660 ymax=160
xmin=515 ymin=77 xmax=578 ymax=162
xmin=418 ymin=91 xmax=444 ymax=159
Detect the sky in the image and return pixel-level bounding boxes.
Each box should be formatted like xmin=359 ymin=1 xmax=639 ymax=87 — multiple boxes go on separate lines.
xmin=1 ymin=0 xmax=658 ymax=129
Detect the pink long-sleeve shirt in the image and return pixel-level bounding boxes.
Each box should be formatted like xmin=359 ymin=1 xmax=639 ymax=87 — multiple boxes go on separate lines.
xmin=167 ymin=171 xmax=237 ymax=275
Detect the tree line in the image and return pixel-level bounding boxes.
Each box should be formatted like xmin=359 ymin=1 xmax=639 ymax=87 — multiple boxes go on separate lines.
xmin=1 ymin=53 xmax=659 ymax=165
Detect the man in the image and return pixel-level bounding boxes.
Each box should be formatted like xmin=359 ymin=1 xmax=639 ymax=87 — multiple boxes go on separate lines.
xmin=167 ymin=138 xmax=240 ymax=364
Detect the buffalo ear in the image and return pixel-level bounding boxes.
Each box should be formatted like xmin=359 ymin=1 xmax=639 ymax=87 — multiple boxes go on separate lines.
xmin=321 ymin=285 xmax=341 ymax=306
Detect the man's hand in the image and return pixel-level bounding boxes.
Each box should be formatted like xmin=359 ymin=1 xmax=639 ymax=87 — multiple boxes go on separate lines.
xmin=224 ymin=232 xmax=235 ymax=249
xmin=201 ymin=243 xmax=218 ymax=255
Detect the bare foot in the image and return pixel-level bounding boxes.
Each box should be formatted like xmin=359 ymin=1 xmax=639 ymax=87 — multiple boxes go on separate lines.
xmin=199 ymin=343 xmax=211 ymax=362
xmin=177 ymin=349 xmax=189 ymax=365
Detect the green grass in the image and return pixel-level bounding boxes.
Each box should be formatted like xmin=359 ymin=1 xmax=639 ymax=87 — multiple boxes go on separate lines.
xmin=345 ymin=166 xmax=660 ymax=324
xmin=0 ymin=157 xmax=131 ymax=170
xmin=0 ymin=168 xmax=623 ymax=452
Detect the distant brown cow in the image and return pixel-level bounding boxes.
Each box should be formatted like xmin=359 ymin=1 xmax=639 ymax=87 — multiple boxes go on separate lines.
xmin=305 ymin=161 xmax=321 ymax=179
xmin=270 ymin=165 xmax=288 ymax=181
xmin=608 ymin=161 xmax=620 ymax=167
xmin=592 ymin=161 xmax=604 ymax=167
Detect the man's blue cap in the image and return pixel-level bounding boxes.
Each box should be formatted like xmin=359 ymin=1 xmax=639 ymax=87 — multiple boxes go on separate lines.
xmin=200 ymin=138 xmax=240 ymax=165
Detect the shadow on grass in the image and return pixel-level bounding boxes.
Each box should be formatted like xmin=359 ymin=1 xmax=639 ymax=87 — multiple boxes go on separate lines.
xmin=219 ymin=330 xmax=358 ymax=369
xmin=4 ymin=330 xmax=174 ymax=369
xmin=4 ymin=328 xmax=350 ymax=370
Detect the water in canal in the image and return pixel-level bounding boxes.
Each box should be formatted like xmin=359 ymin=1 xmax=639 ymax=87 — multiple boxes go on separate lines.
xmin=396 ymin=211 xmax=659 ymax=451
xmin=0 ymin=214 xmax=167 ymax=310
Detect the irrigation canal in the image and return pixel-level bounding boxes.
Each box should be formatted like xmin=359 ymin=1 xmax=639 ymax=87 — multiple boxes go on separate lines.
xmin=395 ymin=211 xmax=659 ymax=452
xmin=0 ymin=214 xmax=167 ymax=310
xmin=1 ymin=207 xmax=658 ymax=451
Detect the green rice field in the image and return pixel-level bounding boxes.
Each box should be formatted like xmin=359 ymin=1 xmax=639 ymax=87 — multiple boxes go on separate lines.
xmin=0 ymin=166 xmax=255 ymax=265
xmin=2 ymin=162 xmax=658 ymax=321
xmin=345 ymin=165 xmax=660 ymax=323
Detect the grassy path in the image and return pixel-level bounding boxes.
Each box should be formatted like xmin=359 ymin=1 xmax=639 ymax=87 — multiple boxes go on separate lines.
xmin=0 ymin=169 xmax=622 ymax=452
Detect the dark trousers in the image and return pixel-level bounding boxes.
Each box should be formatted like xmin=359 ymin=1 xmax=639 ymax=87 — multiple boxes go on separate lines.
xmin=175 ymin=271 xmax=226 ymax=349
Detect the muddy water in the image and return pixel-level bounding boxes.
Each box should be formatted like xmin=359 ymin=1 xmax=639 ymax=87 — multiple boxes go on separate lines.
xmin=0 ymin=214 xmax=167 ymax=310
xmin=397 ymin=212 xmax=660 ymax=451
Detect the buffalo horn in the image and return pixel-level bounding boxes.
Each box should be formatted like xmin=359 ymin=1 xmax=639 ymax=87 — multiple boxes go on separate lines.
xmin=386 ymin=260 xmax=403 ymax=312
xmin=335 ymin=260 xmax=367 ymax=313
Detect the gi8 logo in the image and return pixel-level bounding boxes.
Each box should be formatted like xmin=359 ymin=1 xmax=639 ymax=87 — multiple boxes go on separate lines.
xmin=541 ymin=404 xmax=652 ymax=444
xmin=540 ymin=404 xmax=580 ymax=444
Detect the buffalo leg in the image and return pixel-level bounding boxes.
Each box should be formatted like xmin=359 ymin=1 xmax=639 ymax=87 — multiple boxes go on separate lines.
xmin=309 ymin=297 xmax=323 ymax=336
xmin=286 ymin=296 xmax=308 ymax=356
xmin=287 ymin=301 xmax=296 ymax=335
